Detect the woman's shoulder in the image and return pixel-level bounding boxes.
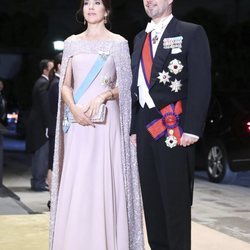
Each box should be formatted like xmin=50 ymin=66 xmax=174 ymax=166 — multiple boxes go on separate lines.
xmin=107 ymin=32 xmax=128 ymax=44
xmin=64 ymin=32 xmax=127 ymax=43
xmin=64 ymin=34 xmax=81 ymax=42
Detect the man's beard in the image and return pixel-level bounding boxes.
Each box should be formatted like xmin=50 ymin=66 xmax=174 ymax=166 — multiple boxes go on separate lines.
xmin=145 ymin=8 xmax=159 ymax=19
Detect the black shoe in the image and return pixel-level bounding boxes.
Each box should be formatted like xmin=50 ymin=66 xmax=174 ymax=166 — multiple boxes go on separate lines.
xmin=31 ymin=186 xmax=49 ymax=192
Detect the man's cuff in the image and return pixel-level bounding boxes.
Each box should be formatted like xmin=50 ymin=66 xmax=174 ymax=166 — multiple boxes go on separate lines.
xmin=183 ymin=132 xmax=199 ymax=139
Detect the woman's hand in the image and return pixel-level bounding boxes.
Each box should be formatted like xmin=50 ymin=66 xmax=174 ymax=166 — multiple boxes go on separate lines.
xmin=130 ymin=134 xmax=137 ymax=147
xmin=70 ymin=104 xmax=94 ymax=127
xmin=84 ymin=95 xmax=105 ymax=118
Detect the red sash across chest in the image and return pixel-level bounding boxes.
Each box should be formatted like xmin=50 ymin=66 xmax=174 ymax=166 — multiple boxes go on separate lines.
xmin=141 ymin=33 xmax=153 ymax=87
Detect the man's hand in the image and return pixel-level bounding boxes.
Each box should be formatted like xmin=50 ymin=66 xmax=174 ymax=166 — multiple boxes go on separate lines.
xmin=130 ymin=134 xmax=137 ymax=147
xmin=180 ymin=133 xmax=199 ymax=147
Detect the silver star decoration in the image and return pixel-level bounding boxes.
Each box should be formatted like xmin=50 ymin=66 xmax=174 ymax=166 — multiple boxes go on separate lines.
xmin=169 ymin=79 xmax=182 ymax=92
xmin=157 ymin=70 xmax=171 ymax=85
xmin=168 ymin=59 xmax=184 ymax=75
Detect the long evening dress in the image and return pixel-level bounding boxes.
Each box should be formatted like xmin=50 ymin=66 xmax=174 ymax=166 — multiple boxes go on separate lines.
xmin=50 ymin=37 xmax=144 ymax=250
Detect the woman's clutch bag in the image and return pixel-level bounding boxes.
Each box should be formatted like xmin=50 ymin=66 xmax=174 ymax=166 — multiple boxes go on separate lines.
xmin=63 ymin=104 xmax=107 ymax=133
xmin=90 ymin=104 xmax=107 ymax=123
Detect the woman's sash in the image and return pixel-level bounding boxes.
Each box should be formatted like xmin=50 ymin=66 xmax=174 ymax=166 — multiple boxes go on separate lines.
xmin=62 ymin=53 xmax=109 ymax=133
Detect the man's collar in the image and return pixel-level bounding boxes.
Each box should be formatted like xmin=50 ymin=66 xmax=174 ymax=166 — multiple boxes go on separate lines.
xmin=146 ymin=14 xmax=174 ymax=33
xmin=41 ymin=74 xmax=49 ymax=81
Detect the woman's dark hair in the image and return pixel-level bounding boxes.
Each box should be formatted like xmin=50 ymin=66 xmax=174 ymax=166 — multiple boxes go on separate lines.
xmin=49 ymin=53 xmax=62 ymax=81
xmin=76 ymin=0 xmax=112 ymax=25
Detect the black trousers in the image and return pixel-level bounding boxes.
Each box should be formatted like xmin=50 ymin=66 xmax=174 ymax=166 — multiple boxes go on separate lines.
xmin=136 ymin=106 xmax=193 ymax=250
xmin=31 ymin=141 xmax=49 ymax=189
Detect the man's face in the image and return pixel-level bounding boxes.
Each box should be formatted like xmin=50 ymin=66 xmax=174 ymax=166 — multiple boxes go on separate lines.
xmin=44 ymin=61 xmax=54 ymax=76
xmin=47 ymin=61 xmax=54 ymax=72
xmin=143 ymin=0 xmax=173 ymax=21
xmin=43 ymin=62 xmax=54 ymax=76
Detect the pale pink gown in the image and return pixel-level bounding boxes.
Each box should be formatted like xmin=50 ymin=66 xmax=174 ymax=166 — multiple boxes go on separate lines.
xmin=52 ymin=52 xmax=129 ymax=250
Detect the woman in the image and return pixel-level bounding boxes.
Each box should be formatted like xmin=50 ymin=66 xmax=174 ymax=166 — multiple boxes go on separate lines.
xmin=47 ymin=53 xmax=62 ymax=209
xmin=50 ymin=0 xmax=144 ymax=249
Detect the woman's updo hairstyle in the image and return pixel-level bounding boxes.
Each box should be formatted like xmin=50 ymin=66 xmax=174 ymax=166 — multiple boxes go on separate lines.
xmin=75 ymin=0 xmax=112 ymax=26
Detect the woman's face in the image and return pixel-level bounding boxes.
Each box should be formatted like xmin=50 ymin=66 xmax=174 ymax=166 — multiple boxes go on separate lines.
xmin=83 ymin=0 xmax=107 ymax=25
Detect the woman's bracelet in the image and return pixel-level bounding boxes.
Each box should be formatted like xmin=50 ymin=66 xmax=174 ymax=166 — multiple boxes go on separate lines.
xmin=108 ymin=89 xmax=114 ymax=100
xmin=98 ymin=95 xmax=105 ymax=103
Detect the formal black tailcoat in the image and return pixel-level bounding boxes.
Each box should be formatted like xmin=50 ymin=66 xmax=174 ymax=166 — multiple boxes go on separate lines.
xmin=130 ymin=17 xmax=211 ymax=250
xmin=26 ymin=76 xmax=50 ymax=153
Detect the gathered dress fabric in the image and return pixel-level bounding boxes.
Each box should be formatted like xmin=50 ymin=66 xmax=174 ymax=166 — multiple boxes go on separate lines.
xmin=50 ymin=38 xmax=144 ymax=250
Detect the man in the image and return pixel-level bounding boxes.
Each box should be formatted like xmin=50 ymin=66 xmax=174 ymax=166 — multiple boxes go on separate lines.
xmin=130 ymin=0 xmax=211 ymax=249
xmin=26 ymin=59 xmax=54 ymax=191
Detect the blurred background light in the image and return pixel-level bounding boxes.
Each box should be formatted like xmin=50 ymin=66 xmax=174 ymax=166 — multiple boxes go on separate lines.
xmin=53 ymin=41 xmax=64 ymax=51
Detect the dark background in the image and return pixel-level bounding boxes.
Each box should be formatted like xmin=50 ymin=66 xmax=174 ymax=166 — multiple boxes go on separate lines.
xmin=0 ymin=0 xmax=249 ymax=112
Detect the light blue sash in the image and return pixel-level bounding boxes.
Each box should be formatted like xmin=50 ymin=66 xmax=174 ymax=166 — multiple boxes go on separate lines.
xmin=63 ymin=54 xmax=108 ymax=133
xmin=73 ymin=55 xmax=107 ymax=103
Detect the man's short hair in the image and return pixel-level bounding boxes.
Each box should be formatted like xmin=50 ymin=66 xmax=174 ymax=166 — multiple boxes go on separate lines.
xmin=39 ymin=59 xmax=51 ymax=74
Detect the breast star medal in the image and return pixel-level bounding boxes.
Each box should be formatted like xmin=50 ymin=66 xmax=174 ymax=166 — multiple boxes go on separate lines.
xmin=168 ymin=59 xmax=184 ymax=75
xmin=157 ymin=70 xmax=171 ymax=85
xmin=169 ymin=79 xmax=182 ymax=92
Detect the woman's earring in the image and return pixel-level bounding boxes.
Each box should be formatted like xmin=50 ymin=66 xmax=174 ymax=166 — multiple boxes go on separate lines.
xmin=104 ymin=15 xmax=107 ymax=24
xmin=84 ymin=19 xmax=86 ymax=25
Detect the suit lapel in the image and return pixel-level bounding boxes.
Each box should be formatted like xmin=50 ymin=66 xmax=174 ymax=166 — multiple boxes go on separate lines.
xmin=150 ymin=17 xmax=179 ymax=88
xmin=131 ymin=32 xmax=147 ymax=96
xmin=133 ymin=32 xmax=147 ymax=75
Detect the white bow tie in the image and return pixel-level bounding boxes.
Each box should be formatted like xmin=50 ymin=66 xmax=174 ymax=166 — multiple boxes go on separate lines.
xmin=145 ymin=21 xmax=164 ymax=33
xmin=145 ymin=22 xmax=156 ymax=33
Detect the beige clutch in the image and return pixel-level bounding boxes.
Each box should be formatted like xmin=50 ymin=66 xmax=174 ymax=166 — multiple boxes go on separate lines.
xmin=90 ymin=104 xmax=107 ymax=123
